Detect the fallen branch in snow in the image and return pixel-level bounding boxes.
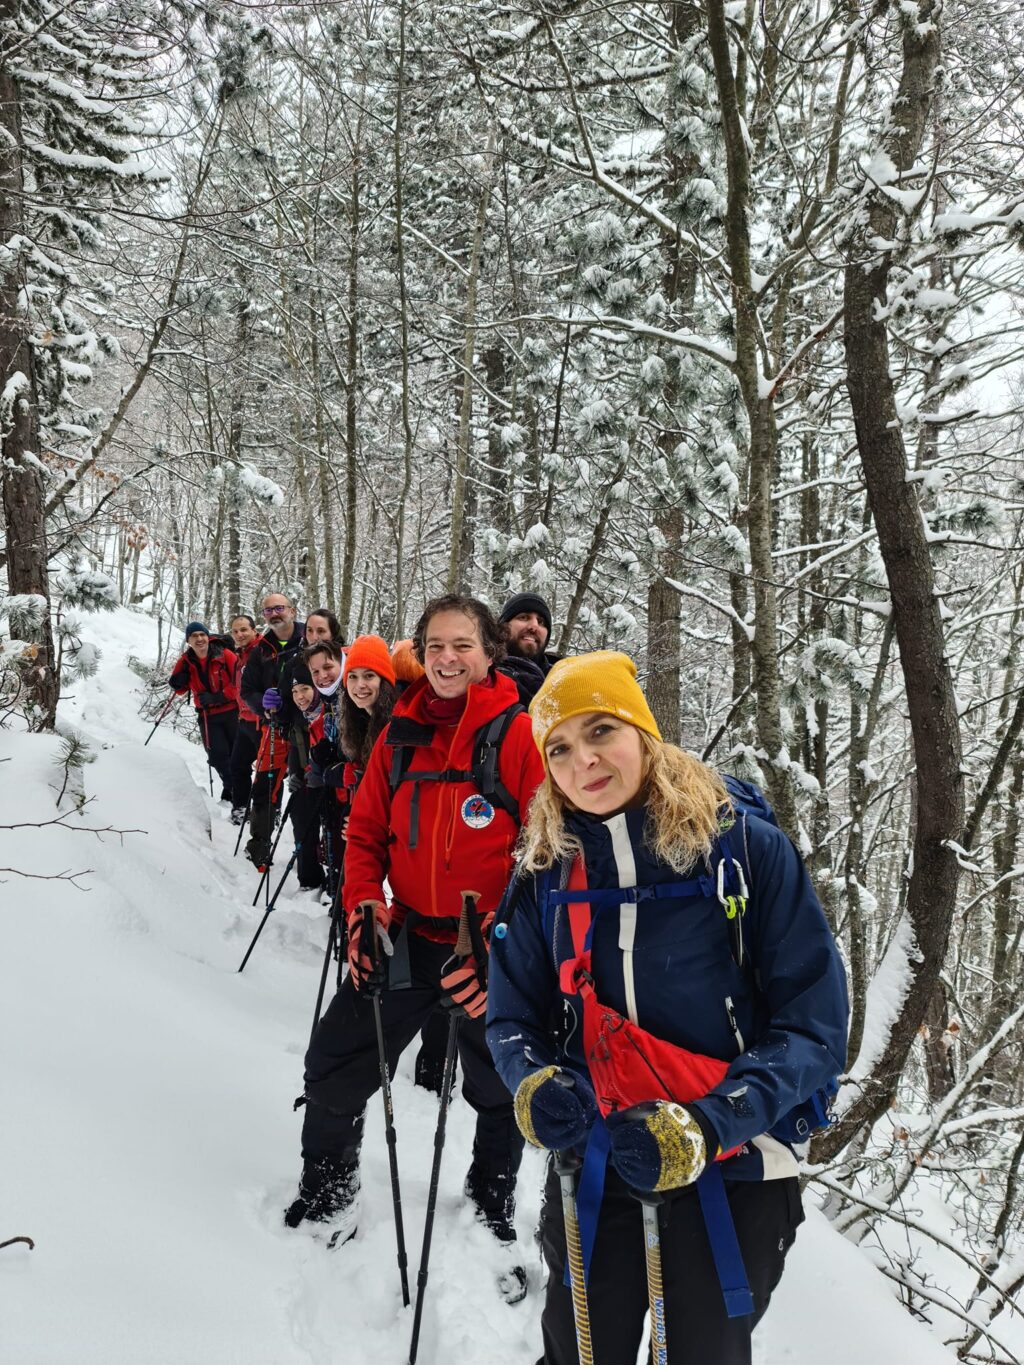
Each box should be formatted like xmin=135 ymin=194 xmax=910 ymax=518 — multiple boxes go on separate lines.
xmin=0 ymin=799 xmax=145 ymax=890
xmin=0 ymin=1236 xmax=34 ymax=1251
xmin=0 ymin=801 xmax=145 ymax=839
xmin=0 ymin=866 xmax=95 ymax=890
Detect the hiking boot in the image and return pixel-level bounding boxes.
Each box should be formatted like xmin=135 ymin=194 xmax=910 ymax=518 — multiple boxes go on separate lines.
xmin=284 ymin=1157 xmax=360 ymax=1245
xmin=230 ymin=806 xmax=247 ymax=826
xmin=245 ymin=835 xmax=272 ymax=869
xmin=415 ymin=1046 xmax=447 ymax=1097
xmin=465 ymin=1165 xmax=526 ymax=1303
xmin=464 ymin=1164 xmax=516 ymax=1243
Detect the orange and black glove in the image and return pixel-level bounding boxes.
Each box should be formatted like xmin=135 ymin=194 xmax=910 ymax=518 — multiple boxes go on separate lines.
xmin=346 ymin=900 xmax=391 ymax=993
xmin=439 ymin=909 xmax=491 ymax=1019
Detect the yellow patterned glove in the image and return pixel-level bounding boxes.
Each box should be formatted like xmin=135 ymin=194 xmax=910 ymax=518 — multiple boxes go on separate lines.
xmin=608 ymin=1101 xmax=707 ymax=1192
xmin=513 ymin=1066 xmax=598 ymax=1150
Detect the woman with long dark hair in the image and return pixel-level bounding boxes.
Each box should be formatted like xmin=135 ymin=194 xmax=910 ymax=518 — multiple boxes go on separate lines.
xmin=338 ymin=635 xmax=399 ymax=772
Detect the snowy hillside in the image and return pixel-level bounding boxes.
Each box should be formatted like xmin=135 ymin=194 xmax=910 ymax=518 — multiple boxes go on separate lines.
xmin=2 ymin=605 xmax=960 ymax=1364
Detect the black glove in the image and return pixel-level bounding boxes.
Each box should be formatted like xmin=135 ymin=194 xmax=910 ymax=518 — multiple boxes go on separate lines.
xmin=310 ymin=739 xmax=335 ymax=768
xmin=323 ymin=763 xmax=347 ymax=789
xmin=198 ymin=690 xmax=224 ymax=708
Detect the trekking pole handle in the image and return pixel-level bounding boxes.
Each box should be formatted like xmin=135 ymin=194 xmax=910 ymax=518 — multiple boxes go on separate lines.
xmin=455 ymin=890 xmax=481 ymax=957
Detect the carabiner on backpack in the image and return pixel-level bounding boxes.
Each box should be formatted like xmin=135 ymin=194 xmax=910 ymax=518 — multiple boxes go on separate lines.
xmin=716 ymin=856 xmax=748 ymax=968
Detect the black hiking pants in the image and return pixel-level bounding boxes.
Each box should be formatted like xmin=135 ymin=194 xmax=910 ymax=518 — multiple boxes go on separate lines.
xmin=289 ymin=783 xmax=325 ymax=889
xmin=302 ymin=930 xmax=524 ymax=1193
xmin=200 ymin=708 xmax=237 ymax=799
xmin=538 ymin=1164 xmax=802 ymax=1365
xmin=230 ymin=719 xmax=259 ymax=809
xmin=248 ymin=726 xmax=288 ymax=853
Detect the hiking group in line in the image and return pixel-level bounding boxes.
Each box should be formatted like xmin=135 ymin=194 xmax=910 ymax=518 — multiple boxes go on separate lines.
xmin=165 ymin=589 xmax=848 ymax=1365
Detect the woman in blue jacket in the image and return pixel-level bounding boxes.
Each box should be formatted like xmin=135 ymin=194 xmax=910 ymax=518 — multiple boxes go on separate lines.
xmin=487 ymin=651 xmax=848 ymax=1364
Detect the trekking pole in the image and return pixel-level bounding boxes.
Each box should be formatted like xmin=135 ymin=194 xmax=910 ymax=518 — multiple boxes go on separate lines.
xmin=143 ymin=692 xmax=181 ymax=746
xmin=371 ymin=962 xmax=411 ymax=1307
xmin=553 ymin=1146 xmax=594 ymax=1365
xmin=232 ymin=786 xmax=254 ymax=857
xmin=237 ymin=795 xmax=322 ymax=974
xmin=198 ymin=709 xmax=214 ymax=796
xmin=251 ymin=794 xmax=295 ymax=906
xmin=235 ymin=724 xmax=271 ymax=857
xmin=310 ymin=859 xmax=346 ymax=1048
xmin=637 ymin=1192 xmax=668 ymax=1365
xmin=263 ymin=791 xmax=324 ymax=911
xmin=408 ymin=891 xmax=478 ymax=1365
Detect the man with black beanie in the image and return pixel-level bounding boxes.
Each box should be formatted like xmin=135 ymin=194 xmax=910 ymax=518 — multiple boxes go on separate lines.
xmin=497 ymin=592 xmax=560 ymax=704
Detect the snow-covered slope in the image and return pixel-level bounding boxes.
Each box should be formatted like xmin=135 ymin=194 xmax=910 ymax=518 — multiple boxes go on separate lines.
xmin=2 ymin=605 xmax=958 ymax=1364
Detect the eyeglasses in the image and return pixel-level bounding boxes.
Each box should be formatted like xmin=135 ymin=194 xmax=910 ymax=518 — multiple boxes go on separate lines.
xmin=262 ymin=605 xmax=290 ymax=617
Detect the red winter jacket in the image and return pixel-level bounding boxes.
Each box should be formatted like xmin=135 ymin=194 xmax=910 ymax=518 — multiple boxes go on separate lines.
xmin=169 ymin=642 xmax=239 ymax=716
xmin=343 ymin=669 xmax=544 ymax=942
xmin=233 ymin=640 xmax=260 ymax=724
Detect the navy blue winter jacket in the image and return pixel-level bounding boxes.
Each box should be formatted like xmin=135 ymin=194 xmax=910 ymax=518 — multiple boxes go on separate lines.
xmin=486 ymin=803 xmax=849 ymax=1181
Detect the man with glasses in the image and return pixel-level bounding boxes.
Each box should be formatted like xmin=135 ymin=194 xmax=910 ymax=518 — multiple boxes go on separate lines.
xmin=240 ymin=592 xmax=306 ymax=868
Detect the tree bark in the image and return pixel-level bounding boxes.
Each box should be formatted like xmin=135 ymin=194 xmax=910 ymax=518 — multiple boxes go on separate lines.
xmin=447 ymin=134 xmax=496 ymax=593
xmin=706 ymin=0 xmax=796 ymax=834
xmin=818 ymin=1 xmax=962 ymax=1157
xmin=1 ymin=2 xmax=58 ymax=728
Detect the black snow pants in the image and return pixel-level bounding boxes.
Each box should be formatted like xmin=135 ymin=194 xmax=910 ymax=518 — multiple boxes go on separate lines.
xmin=248 ymin=725 xmax=288 ymax=859
xmin=538 ymin=1163 xmax=803 ymax=1365
xmin=230 ymin=718 xmax=259 ymax=809
xmin=302 ymin=929 xmax=524 ymax=1189
xmin=289 ymin=783 xmax=325 ymax=889
xmin=200 ymin=708 xmax=237 ymax=800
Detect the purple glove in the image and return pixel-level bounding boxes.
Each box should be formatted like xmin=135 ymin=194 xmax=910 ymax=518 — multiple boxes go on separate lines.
xmin=262 ymin=687 xmax=282 ymax=712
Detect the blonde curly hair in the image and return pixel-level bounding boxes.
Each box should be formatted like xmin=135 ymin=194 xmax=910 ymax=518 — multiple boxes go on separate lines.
xmin=519 ymin=729 xmax=731 ymax=874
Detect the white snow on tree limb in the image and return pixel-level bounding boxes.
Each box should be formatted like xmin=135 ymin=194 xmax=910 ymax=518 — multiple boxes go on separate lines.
xmin=842 ymin=912 xmax=923 ymax=1099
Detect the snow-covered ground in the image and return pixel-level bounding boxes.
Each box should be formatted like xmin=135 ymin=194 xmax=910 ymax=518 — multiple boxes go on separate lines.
xmin=2 ymin=604 xmax=962 ymax=1363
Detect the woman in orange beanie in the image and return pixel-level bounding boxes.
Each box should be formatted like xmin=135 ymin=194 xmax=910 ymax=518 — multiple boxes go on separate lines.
xmin=339 ymin=635 xmax=398 ymax=769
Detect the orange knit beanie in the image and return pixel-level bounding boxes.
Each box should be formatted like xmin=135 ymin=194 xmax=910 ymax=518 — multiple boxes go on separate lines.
xmin=343 ymin=634 xmax=397 ymax=686
xmin=391 ymin=638 xmax=425 ymax=684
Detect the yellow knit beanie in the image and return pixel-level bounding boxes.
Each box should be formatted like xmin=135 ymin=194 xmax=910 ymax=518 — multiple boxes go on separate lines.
xmin=529 ymin=651 xmax=662 ymax=762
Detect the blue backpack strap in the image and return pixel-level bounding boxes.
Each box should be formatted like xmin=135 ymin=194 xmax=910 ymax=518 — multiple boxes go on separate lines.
xmin=696 ymin=1164 xmax=755 ymax=1317
xmin=565 ymin=1113 xmax=611 ymax=1289
xmin=547 ymin=874 xmax=712 ymax=909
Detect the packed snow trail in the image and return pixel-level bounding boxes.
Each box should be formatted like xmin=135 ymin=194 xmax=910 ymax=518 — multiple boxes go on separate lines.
xmin=2 ymin=605 xmax=959 ymax=1363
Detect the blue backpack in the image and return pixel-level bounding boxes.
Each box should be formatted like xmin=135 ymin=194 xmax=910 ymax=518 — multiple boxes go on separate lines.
xmin=719 ymin=776 xmax=838 ymax=1145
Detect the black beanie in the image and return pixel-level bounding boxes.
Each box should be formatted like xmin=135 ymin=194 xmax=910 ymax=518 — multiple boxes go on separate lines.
xmin=291 ymin=660 xmax=313 ymax=688
xmin=498 ymin=592 xmax=552 ymax=637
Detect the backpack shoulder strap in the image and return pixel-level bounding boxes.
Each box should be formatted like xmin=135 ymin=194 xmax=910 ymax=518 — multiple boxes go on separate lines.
xmin=384 ymin=716 xmax=436 ymax=793
xmin=472 ymin=703 xmax=525 ymax=819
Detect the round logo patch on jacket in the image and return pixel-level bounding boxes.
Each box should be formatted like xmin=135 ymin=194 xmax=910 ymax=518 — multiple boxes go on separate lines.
xmin=461 ymin=794 xmax=495 ymax=829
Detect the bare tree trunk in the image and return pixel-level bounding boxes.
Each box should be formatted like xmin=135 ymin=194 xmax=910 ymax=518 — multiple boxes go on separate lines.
xmin=706 ymin=0 xmax=796 ymax=834
xmin=338 ymin=146 xmax=360 ymax=636
xmin=818 ymin=1 xmax=962 ymax=1158
xmin=645 ymin=1 xmax=703 ymax=745
xmin=0 ymin=3 xmax=58 ymax=728
xmin=447 ymin=134 xmax=496 ymax=593
xmin=391 ymin=0 xmax=414 ymax=637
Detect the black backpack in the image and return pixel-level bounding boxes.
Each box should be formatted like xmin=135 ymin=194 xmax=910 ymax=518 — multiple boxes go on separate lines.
xmin=385 ymin=703 xmax=525 ymax=848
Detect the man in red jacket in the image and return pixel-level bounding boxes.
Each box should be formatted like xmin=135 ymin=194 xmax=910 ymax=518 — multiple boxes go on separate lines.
xmin=168 ymin=622 xmax=239 ymax=802
xmin=285 ymin=595 xmax=544 ymax=1297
